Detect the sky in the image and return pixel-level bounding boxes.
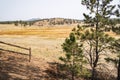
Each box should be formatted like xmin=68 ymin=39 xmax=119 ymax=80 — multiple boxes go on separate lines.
xmin=0 ymin=0 xmax=119 ymax=21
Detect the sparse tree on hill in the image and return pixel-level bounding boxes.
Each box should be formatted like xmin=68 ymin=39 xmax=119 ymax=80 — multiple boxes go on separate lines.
xmin=23 ymin=22 xmax=28 ymax=27
xmin=28 ymin=22 xmax=33 ymax=26
xmin=19 ymin=20 xmax=22 ymax=26
xmin=14 ymin=21 xmax=19 ymax=26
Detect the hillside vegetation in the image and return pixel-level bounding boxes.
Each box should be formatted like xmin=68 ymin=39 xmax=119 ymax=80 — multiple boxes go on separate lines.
xmin=34 ymin=18 xmax=82 ymax=26
xmin=0 ymin=18 xmax=83 ymax=27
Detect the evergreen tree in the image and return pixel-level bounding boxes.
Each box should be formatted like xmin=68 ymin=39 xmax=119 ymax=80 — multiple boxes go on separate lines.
xmin=105 ymin=39 xmax=120 ymax=80
xmin=14 ymin=21 xmax=18 ymax=26
xmin=74 ymin=25 xmax=114 ymax=79
xmin=105 ymin=2 xmax=120 ymax=79
xmin=81 ymin=0 xmax=117 ymax=79
xmin=59 ymin=28 xmax=87 ymax=80
xmin=19 ymin=20 xmax=23 ymax=26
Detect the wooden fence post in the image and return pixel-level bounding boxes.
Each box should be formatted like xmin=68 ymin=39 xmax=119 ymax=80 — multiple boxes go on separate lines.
xmin=29 ymin=48 xmax=31 ymax=62
xmin=0 ymin=41 xmax=31 ymax=62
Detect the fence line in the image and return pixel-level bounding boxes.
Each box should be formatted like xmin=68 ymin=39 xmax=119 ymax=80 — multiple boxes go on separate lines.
xmin=0 ymin=41 xmax=29 ymax=50
xmin=0 ymin=41 xmax=31 ymax=62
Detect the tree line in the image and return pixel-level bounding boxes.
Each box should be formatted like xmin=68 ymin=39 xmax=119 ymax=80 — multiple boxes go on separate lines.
xmin=0 ymin=20 xmax=34 ymax=27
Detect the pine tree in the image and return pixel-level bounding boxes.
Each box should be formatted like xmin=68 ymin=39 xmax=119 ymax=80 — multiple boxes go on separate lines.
xmin=105 ymin=39 xmax=120 ymax=80
xmin=105 ymin=5 xmax=120 ymax=78
xmin=81 ymin=0 xmax=117 ymax=79
xmin=59 ymin=28 xmax=87 ymax=80
xmin=74 ymin=25 xmax=114 ymax=79
xmin=14 ymin=21 xmax=19 ymax=26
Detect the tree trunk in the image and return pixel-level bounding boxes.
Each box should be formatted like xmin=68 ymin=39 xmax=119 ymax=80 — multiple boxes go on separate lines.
xmin=91 ymin=67 xmax=96 ymax=80
xmin=117 ymin=57 xmax=120 ymax=80
xmin=91 ymin=0 xmax=99 ymax=80
xmin=71 ymin=65 xmax=75 ymax=80
xmin=71 ymin=67 xmax=75 ymax=80
xmin=72 ymin=73 xmax=74 ymax=80
xmin=71 ymin=49 xmax=75 ymax=80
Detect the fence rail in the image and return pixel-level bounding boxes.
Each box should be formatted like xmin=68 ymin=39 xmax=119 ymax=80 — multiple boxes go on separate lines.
xmin=0 ymin=41 xmax=31 ymax=62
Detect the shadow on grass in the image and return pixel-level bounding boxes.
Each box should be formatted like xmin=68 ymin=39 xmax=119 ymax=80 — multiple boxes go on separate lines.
xmin=0 ymin=51 xmax=44 ymax=80
xmin=45 ymin=62 xmax=90 ymax=80
xmin=44 ymin=62 xmax=67 ymax=80
xmin=0 ymin=50 xmax=117 ymax=80
xmin=45 ymin=62 xmax=117 ymax=80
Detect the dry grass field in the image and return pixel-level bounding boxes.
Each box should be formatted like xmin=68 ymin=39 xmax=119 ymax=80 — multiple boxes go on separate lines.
xmin=0 ymin=24 xmax=76 ymax=62
xmin=0 ymin=24 xmax=74 ymax=79
xmin=0 ymin=24 xmax=75 ymax=38
xmin=0 ymin=24 xmax=119 ymax=79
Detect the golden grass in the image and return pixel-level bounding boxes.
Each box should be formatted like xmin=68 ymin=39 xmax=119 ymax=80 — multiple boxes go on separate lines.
xmin=104 ymin=31 xmax=120 ymax=38
xmin=0 ymin=24 xmax=73 ymax=62
xmin=0 ymin=35 xmax=65 ymax=62
xmin=0 ymin=24 xmax=119 ymax=74
xmin=0 ymin=24 xmax=119 ymax=38
xmin=0 ymin=24 xmax=75 ymax=38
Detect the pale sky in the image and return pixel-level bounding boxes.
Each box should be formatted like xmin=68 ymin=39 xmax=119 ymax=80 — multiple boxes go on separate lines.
xmin=0 ymin=0 xmax=119 ymax=21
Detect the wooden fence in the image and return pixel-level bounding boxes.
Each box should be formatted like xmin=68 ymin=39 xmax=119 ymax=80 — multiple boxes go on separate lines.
xmin=0 ymin=41 xmax=31 ymax=62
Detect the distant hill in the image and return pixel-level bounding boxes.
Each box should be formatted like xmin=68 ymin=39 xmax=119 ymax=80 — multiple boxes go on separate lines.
xmin=33 ymin=18 xmax=82 ymax=26
xmin=0 ymin=18 xmax=83 ymax=26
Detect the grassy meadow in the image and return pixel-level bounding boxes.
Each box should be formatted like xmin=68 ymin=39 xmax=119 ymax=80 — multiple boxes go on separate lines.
xmin=0 ymin=24 xmax=74 ymax=79
xmin=0 ymin=24 xmax=119 ymax=62
xmin=0 ymin=24 xmax=120 ymax=79
xmin=0 ymin=24 xmax=75 ymax=62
